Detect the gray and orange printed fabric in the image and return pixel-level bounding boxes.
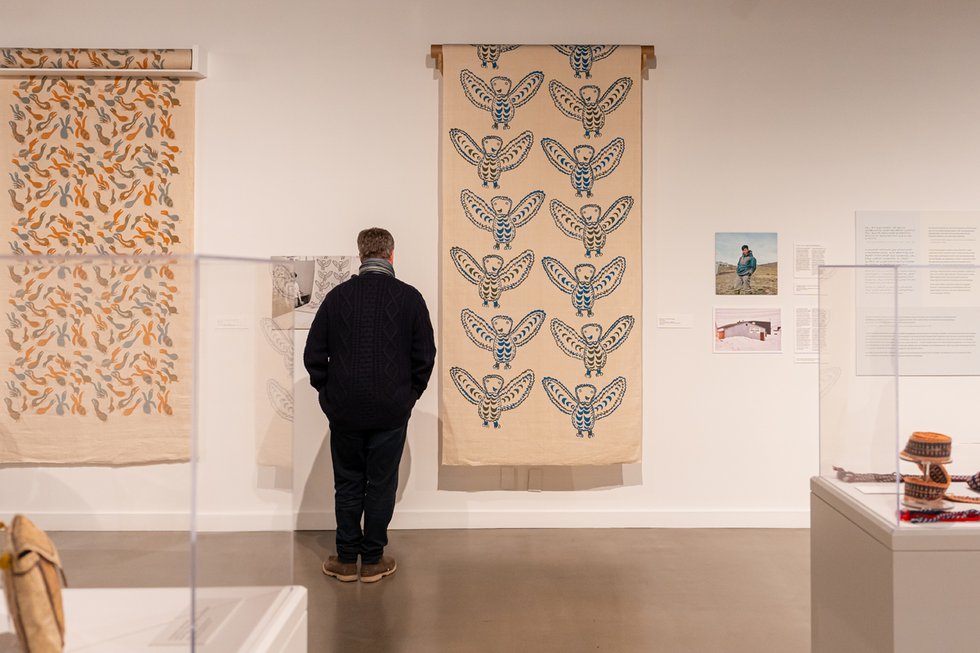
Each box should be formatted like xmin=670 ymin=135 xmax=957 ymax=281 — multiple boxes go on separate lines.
xmin=440 ymin=45 xmax=642 ymax=466
xmin=0 ymin=48 xmax=195 ymax=464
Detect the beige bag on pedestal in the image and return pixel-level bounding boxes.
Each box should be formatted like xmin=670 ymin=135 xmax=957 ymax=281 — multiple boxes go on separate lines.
xmin=0 ymin=515 xmax=66 ymax=653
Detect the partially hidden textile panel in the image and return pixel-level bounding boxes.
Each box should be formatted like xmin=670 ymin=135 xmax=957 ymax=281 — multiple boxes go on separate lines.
xmin=440 ymin=45 xmax=642 ymax=466
xmin=0 ymin=49 xmax=195 ymax=464
xmin=258 ymin=255 xmax=358 ymax=469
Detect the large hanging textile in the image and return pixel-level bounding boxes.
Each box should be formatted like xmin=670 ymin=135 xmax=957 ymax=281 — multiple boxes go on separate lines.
xmin=0 ymin=48 xmax=196 ymax=464
xmin=440 ymin=45 xmax=643 ymax=465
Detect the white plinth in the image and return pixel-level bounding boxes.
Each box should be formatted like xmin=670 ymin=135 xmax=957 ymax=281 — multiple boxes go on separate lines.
xmin=1 ymin=585 xmax=306 ymax=652
xmin=811 ymin=477 xmax=980 ymax=653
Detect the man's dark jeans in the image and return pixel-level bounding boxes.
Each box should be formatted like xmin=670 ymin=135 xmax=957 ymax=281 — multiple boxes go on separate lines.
xmin=330 ymin=422 xmax=407 ymax=565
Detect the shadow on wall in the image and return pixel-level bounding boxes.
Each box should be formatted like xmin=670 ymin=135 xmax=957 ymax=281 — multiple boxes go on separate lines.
xmin=293 ymin=373 xmax=639 ymax=532
xmin=438 ymin=461 xmax=640 ymax=492
xmin=295 ymin=425 xmax=414 ymax=520
xmin=435 ymin=410 xmax=641 ymax=492
xmin=294 ymin=373 xmax=413 ymax=529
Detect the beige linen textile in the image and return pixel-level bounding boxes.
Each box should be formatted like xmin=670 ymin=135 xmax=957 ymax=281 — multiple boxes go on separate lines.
xmin=0 ymin=49 xmax=194 ymax=464
xmin=440 ymin=45 xmax=642 ymax=465
xmin=0 ymin=48 xmax=193 ymax=70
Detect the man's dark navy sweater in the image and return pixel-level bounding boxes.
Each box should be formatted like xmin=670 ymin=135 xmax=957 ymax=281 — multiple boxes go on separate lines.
xmin=303 ymin=271 xmax=436 ymax=431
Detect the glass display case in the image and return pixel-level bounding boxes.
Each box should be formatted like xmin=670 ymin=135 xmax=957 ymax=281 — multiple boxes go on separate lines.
xmin=0 ymin=254 xmax=305 ymax=651
xmin=818 ymin=264 xmax=980 ymax=528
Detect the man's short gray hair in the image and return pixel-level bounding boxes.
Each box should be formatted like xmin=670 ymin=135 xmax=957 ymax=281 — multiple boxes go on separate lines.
xmin=357 ymin=228 xmax=394 ymax=260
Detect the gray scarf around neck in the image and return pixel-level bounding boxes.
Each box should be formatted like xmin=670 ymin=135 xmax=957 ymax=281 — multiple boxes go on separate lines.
xmin=359 ymin=258 xmax=395 ymax=277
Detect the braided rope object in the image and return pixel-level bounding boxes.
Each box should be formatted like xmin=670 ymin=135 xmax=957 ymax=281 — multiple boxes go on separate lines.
xmin=833 ymin=465 xmax=980 ymax=506
xmin=833 ymin=466 xmax=972 ymax=484
xmin=901 ymin=509 xmax=980 ymax=523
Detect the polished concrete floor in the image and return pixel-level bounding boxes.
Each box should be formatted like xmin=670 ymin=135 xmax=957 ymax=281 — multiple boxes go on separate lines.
xmin=52 ymin=529 xmax=810 ymax=652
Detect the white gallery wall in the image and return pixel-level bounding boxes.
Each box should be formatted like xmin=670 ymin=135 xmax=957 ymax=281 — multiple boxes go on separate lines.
xmin=3 ymin=0 xmax=980 ymax=529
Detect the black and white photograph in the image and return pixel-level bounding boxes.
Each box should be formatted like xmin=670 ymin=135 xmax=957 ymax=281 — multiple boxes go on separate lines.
xmin=272 ymin=255 xmax=358 ymax=329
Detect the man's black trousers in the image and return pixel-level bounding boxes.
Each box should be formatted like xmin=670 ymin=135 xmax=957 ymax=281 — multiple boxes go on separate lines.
xmin=329 ymin=422 xmax=407 ymax=565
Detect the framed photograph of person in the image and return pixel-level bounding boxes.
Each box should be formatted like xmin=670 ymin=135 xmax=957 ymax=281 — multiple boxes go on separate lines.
xmin=713 ymin=307 xmax=782 ymax=353
xmin=715 ymin=232 xmax=778 ymax=295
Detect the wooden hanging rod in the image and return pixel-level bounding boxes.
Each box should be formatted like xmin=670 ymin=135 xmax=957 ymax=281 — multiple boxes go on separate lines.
xmin=429 ymin=44 xmax=655 ymax=74
xmin=641 ymin=45 xmax=656 ymax=71
xmin=430 ymin=44 xmax=444 ymax=72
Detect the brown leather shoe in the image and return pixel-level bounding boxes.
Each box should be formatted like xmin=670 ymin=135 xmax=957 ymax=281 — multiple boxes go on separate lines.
xmin=322 ymin=555 xmax=358 ymax=582
xmin=359 ymin=556 xmax=397 ymax=583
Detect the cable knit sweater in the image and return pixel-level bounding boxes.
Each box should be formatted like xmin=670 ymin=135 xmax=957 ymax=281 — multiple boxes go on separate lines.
xmin=303 ymin=271 xmax=436 ymax=431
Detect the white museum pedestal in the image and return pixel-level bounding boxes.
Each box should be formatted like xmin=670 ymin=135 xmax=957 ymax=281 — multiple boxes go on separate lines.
xmin=811 ymin=477 xmax=980 ymax=653
xmin=1 ymin=585 xmax=307 ymax=652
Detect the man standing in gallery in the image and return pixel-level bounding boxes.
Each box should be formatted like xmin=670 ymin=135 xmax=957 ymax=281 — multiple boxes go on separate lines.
xmin=304 ymin=228 xmax=436 ymax=583
xmin=734 ymin=244 xmax=757 ymax=294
